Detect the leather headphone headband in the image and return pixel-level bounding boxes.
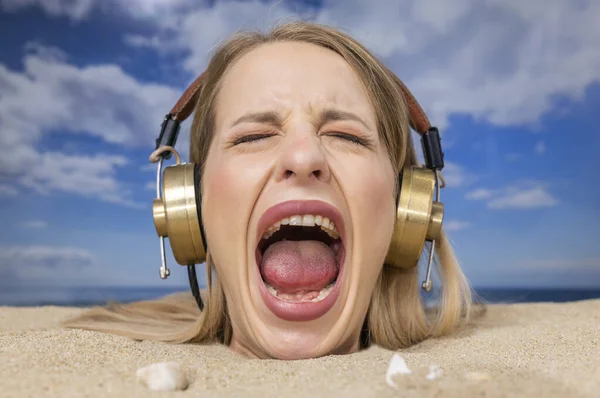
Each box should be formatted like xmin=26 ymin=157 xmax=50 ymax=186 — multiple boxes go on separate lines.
xmin=167 ymin=70 xmax=432 ymax=135
xmin=169 ymin=72 xmax=207 ymax=122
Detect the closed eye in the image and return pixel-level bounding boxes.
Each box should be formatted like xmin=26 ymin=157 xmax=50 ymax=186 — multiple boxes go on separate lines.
xmin=231 ymin=133 xmax=276 ymax=146
xmin=229 ymin=131 xmax=373 ymax=149
xmin=324 ymin=132 xmax=370 ymax=147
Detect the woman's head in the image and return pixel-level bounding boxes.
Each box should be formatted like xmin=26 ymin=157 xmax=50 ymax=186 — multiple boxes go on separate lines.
xmin=189 ymin=22 xmax=469 ymax=359
xmin=63 ymin=21 xmax=472 ymax=361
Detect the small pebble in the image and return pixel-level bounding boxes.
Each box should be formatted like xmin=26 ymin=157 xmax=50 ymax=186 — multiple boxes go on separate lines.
xmin=426 ymin=364 xmax=444 ymax=380
xmin=136 ymin=362 xmax=188 ymax=391
xmin=386 ymin=354 xmax=412 ymax=388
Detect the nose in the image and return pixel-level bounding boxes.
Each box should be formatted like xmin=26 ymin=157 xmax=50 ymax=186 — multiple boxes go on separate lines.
xmin=275 ymin=132 xmax=331 ymax=184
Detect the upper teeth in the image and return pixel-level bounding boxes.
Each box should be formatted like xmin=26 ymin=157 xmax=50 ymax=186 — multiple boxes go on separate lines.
xmin=262 ymin=214 xmax=340 ymax=240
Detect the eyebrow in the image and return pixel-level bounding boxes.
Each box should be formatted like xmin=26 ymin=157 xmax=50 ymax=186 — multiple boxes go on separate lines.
xmin=230 ymin=108 xmax=371 ymax=130
xmin=317 ymin=108 xmax=370 ymax=130
xmin=231 ymin=111 xmax=282 ymax=128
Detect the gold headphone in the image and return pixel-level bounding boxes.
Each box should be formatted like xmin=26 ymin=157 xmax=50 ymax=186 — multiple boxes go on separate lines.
xmin=150 ymin=72 xmax=446 ymax=311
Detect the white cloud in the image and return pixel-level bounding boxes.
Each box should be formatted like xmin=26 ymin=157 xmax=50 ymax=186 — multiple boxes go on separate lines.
xmin=140 ymin=163 xmax=157 ymax=172
xmin=0 ymin=245 xmax=93 ymax=266
xmin=20 ymin=152 xmax=141 ymax=207
xmin=1 ymin=45 xmax=179 ymax=148
xmin=19 ymin=220 xmax=48 ymax=228
xmin=444 ymin=220 xmax=471 ymax=231
xmin=465 ymin=188 xmax=494 ymax=200
xmin=440 ymin=161 xmax=476 ymax=188
xmin=535 ymin=141 xmax=546 ymax=154
xmin=0 ymin=184 xmax=18 ymax=197
xmin=174 ymin=1 xmax=312 ymax=74
xmin=465 ymin=181 xmax=558 ymax=210
xmin=113 ymin=0 xmax=197 ymax=19
xmin=116 ymin=0 xmax=600 ymax=131
xmin=24 ymin=40 xmax=67 ymax=61
xmin=441 ymin=162 xmax=464 ymax=187
xmin=0 ymin=0 xmax=198 ymax=22
xmin=467 ymin=182 xmax=558 ymax=210
xmin=0 ymin=0 xmax=95 ymax=20
xmin=487 ymin=186 xmax=558 ymax=209
xmin=400 ymin=1 xmax=600 ymax=129
xmin=4 ymin=1 xmax=600 ymax=132
xmin=0 ymin=245 xmax=95 ymax=285
xmin=0 ymin=244 xmax=132 ymax=286
xmin=0 ymin=43 xmax=181 ymax=206
xmin=123 ymin=34 xmax=163 ymax=50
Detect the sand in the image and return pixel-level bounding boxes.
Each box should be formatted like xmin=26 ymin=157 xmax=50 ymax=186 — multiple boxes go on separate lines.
xmin=1 ymin=299 xmax=599 ymax=397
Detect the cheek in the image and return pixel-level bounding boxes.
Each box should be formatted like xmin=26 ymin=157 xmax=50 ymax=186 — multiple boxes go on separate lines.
xmin=200 ymin=158 xmax=249 ymax=286
xmin=349 ymin=159 xmax=396 ymax=266
xmin=200 ymin=153 xmax=270 ymax=287
xmin=203 ymin=163 xmax=243 ymax=233
xmin=363 ymin=176 xmax=395 ymax=237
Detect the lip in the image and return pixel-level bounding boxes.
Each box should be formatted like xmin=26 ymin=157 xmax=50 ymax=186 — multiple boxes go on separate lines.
xmin=254 ymin=200 xmax=347 ymax=322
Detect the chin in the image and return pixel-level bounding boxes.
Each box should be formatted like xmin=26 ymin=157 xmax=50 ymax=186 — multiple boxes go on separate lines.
xmin=260 ymin=331 xmax=342 ymax=360
xmin=235 ymin=318 xmax=358 ymax=360
xmin=244 ymin=199 xmax=354 ymax=360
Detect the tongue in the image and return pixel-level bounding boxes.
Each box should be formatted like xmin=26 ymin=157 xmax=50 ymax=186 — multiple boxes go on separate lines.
xmin=260 ymin=240 xmax=338 ymax=295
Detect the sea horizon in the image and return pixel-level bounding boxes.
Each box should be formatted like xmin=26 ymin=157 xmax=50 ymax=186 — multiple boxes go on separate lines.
xmin=1 ymin=285 xmax=600 ymax=307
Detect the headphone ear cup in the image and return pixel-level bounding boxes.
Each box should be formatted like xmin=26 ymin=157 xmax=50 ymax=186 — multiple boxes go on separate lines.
xmin=152 ymin=163 xmax=207 ymax=266
xmin=385 ymin=165 xmax=444 ymax=269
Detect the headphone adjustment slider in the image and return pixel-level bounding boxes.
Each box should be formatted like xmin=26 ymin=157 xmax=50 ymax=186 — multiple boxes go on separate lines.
xmin=421 ymin=127 xmax=444 ymax=171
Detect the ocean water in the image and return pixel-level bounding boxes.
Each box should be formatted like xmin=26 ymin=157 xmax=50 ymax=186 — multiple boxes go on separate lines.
xmin=1 ymin=286 xmax=600 ymax=307
xmin=0 ymin=286 xmax=188 ymax=307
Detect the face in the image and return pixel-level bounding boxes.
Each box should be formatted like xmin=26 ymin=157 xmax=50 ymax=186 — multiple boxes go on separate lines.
xmin=201 ymin=41 xmax=397 ymax=360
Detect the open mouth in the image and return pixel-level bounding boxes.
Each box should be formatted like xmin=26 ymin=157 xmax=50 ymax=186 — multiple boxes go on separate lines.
xmin=254 ymin=201 xmax=346 ymax=321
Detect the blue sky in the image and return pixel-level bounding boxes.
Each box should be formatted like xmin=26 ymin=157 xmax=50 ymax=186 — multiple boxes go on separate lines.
xmin=0 ymin=0 xmax=599 ymax=291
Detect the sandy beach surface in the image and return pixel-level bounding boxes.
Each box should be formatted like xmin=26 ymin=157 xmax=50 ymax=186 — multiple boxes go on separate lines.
xmin=1 ymin=298 xmax=599 ymax=397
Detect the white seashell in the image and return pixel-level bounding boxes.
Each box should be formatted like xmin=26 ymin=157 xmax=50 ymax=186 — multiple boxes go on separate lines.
xmin=136 ymin=362 xmax=188 ymax=391
xmin=385 ymin=353 xmax=412 ymax=388
xmin=426 ymin=364 xmax=443 ymax=380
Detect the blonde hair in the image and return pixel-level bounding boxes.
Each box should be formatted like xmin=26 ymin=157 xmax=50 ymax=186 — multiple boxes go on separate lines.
xmin=63 ymin=21 xmax=473 ymax=351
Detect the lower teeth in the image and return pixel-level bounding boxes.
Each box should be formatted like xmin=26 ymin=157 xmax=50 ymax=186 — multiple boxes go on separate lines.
xmin=265 ymin=282 xmax=335 ymax=303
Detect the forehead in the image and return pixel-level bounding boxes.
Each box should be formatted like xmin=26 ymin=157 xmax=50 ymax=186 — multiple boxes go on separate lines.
xmin=214 ymin=41 xmax=375 ymax=128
